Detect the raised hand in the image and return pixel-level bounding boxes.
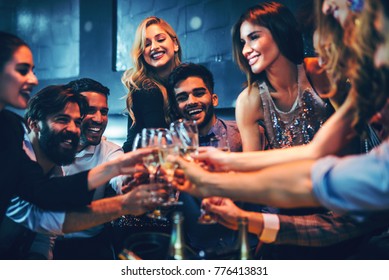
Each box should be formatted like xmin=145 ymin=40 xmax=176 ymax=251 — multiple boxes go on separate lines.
xmin=203 ymin=198 xmax=264 ymax=236
xmin=116 ymin=148 xmax=157 ymax=175
xmin=122 ymin=183 xmax=168 ymax=216
xmin=121 ymin=164 xmax=149 ymax=194
xmin=170 ymin=156 xmax=213 ymax=198
xmin=202 ymin=197 xmax=245 ymax=230
xmin=193 ymin=147 xmax=234 ymax=172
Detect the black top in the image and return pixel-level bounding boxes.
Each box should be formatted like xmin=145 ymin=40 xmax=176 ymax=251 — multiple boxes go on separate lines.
xmin=122 ymin=81 xmax=169 ymax=152
xmin=0 ymin=110 xmax=94 ymax=223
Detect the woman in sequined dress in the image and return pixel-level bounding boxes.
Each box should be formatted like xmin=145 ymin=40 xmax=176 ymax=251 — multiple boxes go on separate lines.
xmin=209 ymin=2 xmax=351 ymax=260
xmin=173 ymin=0 xmax=387 ymax=207
xmin=173 ymin=0 xmax=389 ymax=220
xmin=171 ymin=0 xmax=389 ymax=259
xmin=176 ymin=0 xmax=380 ymax=172
xmin=233 ymin=2 xmax=333 ymax=152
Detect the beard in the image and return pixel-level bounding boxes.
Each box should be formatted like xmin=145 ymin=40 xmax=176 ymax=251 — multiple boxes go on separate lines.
xmin=39 ymin=122 xmax=79 ymax=166
xmin=197 ymin=104 xmax=215 ymax=130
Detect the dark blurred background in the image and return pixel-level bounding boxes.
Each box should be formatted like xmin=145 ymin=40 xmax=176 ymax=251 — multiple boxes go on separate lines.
xmin=0 ymin=0 xmax=315 ymax=145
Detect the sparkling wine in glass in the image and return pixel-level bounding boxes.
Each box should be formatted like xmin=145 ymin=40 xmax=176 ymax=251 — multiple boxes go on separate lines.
xmin=170 ymin=119 xmax=199 ymax=161
xmin=158 ymin=137 xmax=182 ymax=206
xmin=140 ymin=128 xmax=160 ymax=183
xmin=133 ymin=129 xmax=167 ymax=220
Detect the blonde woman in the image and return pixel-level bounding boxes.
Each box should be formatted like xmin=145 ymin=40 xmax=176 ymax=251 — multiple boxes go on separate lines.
xmin=122 ymin=16 xmax=182 ymax=152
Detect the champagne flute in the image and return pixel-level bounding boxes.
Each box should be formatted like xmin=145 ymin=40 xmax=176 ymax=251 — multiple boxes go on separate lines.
xmin=141 ymin=128 xmax=160 ymax=183
xmin=157 ymin=130 xmax=182 ymax=206
xmin=198 ymin=133 xmax=230 ymax=224
xmin=133 ymin=129 xmax=166 ymax=220
xmin=170 ymin=119 xmax=199 ymax=161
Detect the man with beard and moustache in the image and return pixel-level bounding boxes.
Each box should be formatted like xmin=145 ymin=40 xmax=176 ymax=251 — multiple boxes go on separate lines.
xmin=167 ymin=63 xmax=266 ymax=256
xmin=0 ymin=85 xmax=85 ymax=259
xmin=53 ymin=78 xmax=124 ymax=260
xmin=0 ymin=85 xmax=166 ymax=259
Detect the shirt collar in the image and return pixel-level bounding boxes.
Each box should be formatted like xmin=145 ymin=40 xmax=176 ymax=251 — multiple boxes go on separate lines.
xmin=199 ymin=118 xmax=227 ymax=146
xmin=75 ymin=144 xmax=97 ymax=158
xmin=209 ymin=118 xmax=227 ymax=136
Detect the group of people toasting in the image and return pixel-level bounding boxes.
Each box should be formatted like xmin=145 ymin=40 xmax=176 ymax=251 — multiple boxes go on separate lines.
xmin=0 ymin=0 xmax=388 ymax=260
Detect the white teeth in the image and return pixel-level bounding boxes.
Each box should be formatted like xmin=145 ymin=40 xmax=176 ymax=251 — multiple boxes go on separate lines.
xmin=248 ymin=55 xmax=259 ymax=66
xmin=63 ymin=139 xmax=72 ymax=144
xmin=89 ymin=127 xmax=101 ymax=132
xmin=151 ymin=52 xmax=164 ymax=59
xmin=188 ymin=109 xmax=202 ymax=115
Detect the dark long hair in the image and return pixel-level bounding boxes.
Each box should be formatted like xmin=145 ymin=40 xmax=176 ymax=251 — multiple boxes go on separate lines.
xmin=232 ymin=2 xmax=303 ymax=90
xmin=0 ymin=31 xmax=29 ymax=71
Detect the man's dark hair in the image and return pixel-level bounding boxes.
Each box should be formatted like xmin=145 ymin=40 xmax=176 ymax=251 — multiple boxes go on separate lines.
xmin=66 ymin=78 xmax=110 ymax=98
xmin=25 ymin=85 xmax=88 ymax=121
xmin=168 ymin=63 xmax=215 ymax=93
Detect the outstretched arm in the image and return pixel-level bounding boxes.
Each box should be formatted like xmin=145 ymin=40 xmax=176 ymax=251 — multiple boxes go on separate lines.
xmin=204 ymin=198 xmax=386 ymax=247
xmin=87 ymin=148 xmax=153 ymax=190
xmin=174 ymin=156 xmax=319 ymax=208
xmin=62 ymin=183 xmax=166 ymax=233
xmin=8 ymin=183 xmax=166 ymax=235
xmin=194 ymin=93 xmax=357 ymax=172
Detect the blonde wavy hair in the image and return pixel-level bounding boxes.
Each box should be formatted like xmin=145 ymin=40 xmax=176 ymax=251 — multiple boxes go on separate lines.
xmin=348 ymin=0 xmax=387 ymax=132
xmin=122 ymin=16 xmax=182 ymax=126
xmin=314 ymin=0 xmax=386 ymax=133
xmin=314 ymin=0 xmax=353 ymax=107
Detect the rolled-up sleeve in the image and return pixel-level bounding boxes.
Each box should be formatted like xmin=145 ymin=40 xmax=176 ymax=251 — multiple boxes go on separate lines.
xmin=312 ymin=141 xmax=389 ymax=218
xmin=7 ymin=197 xmax=65 ymax=235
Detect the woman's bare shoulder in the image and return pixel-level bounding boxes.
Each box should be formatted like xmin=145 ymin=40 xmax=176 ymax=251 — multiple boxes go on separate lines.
xmin=236 ymin=85 xmax=263 ymax=120
xmin=236 ymin=85 xmax=261 ymax=104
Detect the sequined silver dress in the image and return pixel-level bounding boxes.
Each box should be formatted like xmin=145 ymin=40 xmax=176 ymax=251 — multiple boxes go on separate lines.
xmin=259 ymin=64 xmax=331 ymax=149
